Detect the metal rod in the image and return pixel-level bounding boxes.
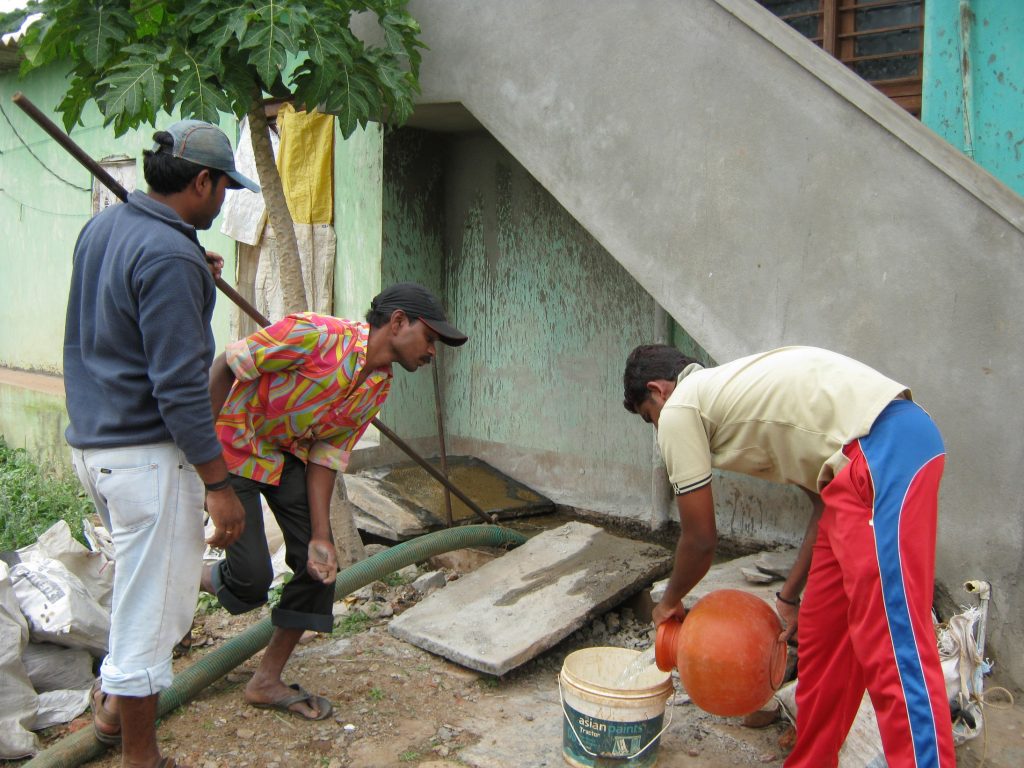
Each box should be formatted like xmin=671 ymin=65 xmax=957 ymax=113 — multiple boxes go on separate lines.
xmin=373 ymin=419 xmax=492 ymax=524
xmin=432 ymin=351 xmax=454 ymax=527
xmin=12 ymin=92 xmax=493 ymax=525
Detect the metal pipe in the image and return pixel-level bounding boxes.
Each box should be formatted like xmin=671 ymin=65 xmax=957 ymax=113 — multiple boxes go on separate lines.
xmin=432 ymin=350 xmax=454 ymax=526
xmin=23 ymin=524 xmax=527 ymax=768
xmin=11 ymin=92 xmax=492 ymax=525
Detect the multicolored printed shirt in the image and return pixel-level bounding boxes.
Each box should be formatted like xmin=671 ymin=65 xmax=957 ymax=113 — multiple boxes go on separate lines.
xmin=216 ymin=313 xmax=392 ymax=485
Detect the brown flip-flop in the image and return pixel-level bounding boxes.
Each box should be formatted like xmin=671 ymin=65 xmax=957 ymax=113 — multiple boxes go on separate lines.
xmin=90 ymin=680 xmax=121 ymax=745
xmin=251 ymin=683 xmax=333 ymax=721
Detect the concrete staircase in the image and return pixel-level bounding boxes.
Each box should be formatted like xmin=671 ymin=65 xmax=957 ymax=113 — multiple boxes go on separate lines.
xmin=381 ymin=0 xmax=1024 ymax=686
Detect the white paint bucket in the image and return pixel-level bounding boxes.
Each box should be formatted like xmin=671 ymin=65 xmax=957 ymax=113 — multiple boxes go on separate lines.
xmin=559 ymin=647 xmax=674 ymax=768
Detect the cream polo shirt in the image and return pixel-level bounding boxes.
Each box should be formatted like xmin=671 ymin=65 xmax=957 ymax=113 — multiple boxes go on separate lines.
xmin=657 ymin=346 xmax=910 ymax=495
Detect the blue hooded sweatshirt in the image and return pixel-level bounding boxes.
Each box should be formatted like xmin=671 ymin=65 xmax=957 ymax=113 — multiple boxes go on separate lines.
xmin=63 ymin=190 xmax=222 ymax=465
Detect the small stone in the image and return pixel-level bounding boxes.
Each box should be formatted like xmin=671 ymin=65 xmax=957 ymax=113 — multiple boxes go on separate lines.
xmin=412 ymin=571 xmax=447 ymax=595
xmin=343 ymin=723 xmax=357 ymax=732
xmin=760 ymin=753 xmax=777 ymax=763
xmin=523 ymin=713 xmax=534 ymax=722
xmin=235 ymin=728 xmax=255 ymax=739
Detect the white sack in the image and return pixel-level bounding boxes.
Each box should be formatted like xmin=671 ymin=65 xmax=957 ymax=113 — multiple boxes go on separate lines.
xmin=22 ymin=642 xmax=95 ymax=693
xmin=17 ymin=519 xmax=114 ymax=610
xmin=938 ymin=606 xmax=986 ymax=744
xmin=0 ymin=562 xmax=40 ymax=758
xmin=31 ymin=688 xmax=92 ymax=731
xmin=776 ymin=680 xmax=886 ymax=767
xmin=9 ymin=558 xmax=109 ymax=656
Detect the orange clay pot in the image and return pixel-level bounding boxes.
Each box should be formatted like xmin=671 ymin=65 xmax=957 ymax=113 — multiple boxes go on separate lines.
xmin=655 ymin=589 xmax=787 ymax=717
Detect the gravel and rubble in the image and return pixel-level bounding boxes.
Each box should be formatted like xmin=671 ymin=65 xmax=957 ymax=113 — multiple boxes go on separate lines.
xmin=14 ymin=540 xmax=1023 ymax=768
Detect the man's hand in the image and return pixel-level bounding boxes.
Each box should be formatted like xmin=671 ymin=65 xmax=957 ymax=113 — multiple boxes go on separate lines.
xmin=205 ymin=251 xmax=225 ymax=280
xmin=205 ymin=487 xmax=245 ymax=548
xmin=776 ymin=598 xmax=800 ymax=643
xmin=653 ymin=599 xmax=687 ymax=626
xmin=307 ymin=539 xmax=338 ymax=585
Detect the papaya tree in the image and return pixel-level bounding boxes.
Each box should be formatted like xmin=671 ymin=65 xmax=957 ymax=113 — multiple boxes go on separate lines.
xmin=1 ymin=0 xmax=424 ymax=314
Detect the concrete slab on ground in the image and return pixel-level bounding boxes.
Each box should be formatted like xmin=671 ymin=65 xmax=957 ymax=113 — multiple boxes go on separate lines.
xmin=388 ymin=521 xmax=671 ymax=676
xmin=650 ymin=548 xmax=798 ymax=609
xmin=346 ymin=455 xmax=554 ymax=540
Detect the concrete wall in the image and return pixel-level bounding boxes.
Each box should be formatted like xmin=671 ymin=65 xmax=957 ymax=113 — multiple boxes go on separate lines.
xmin=382 ymin=0 xmax=1024 ymax=684
xmin=923 ymin=1 xmax=1024 ymax=196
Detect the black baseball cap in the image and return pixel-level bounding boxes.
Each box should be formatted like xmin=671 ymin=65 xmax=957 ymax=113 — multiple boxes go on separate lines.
xmin=371 ymin=282 xmax=468 ymax=347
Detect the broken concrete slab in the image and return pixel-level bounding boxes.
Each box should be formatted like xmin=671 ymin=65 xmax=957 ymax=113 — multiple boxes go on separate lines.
xmin=388 ymin=521 xmax=671 ymax=676
xmin=754 ymin=550 xmax=798 ymax=580
xmin=650 ymin=548 xmax=798 ymax=609
xmin=345 ymin=456 xmax=554 ymax=541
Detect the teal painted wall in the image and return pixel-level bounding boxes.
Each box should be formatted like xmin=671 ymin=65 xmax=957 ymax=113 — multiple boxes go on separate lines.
xmin=0 ymin=63 xmax=244 ymax=373
xmin=0 ymin=379 xmax=69 ymax=473
xmin=379 ymin=129 xmax=447 ymax=440
xmin=380 ymin=130 xmax=711 ymax=483
xmin=923 ymin=1 xmax=1024 ymax=196
xmin=333 ymin=121 xmax=384 ymax=322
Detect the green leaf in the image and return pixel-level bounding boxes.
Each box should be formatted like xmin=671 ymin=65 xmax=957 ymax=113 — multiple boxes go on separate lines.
xmin=239 ymin=12 xmax=295 ymax=87
xmin=95 ymin=50 xmax=165 ymax=135
xmin=291 ymin=61 xmax=332 ymax=112
xmin=74 ymin=4 xmax=135 ymax=70
xmin=324 ymin=66 xmax=378 ymax=138
xmin=306 ymin=23 xmax=355 ymax=68
xmin=168 ymin=44 xmax=239 ymax=121
xmin=224 ymin=7 xmax=250 ymax=45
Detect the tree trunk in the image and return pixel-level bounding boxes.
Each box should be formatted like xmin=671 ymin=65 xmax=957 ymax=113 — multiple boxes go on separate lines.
xmin=246 ymin=101 xmax=307 ymax=315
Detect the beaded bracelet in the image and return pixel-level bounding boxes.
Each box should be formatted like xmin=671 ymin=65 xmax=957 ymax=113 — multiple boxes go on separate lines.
xmin=775 ymin=591 xmax=800 ymax=607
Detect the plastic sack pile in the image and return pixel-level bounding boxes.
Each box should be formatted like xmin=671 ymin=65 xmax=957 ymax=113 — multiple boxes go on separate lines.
xmin=0 ymin=519 xmax=114 ymax=759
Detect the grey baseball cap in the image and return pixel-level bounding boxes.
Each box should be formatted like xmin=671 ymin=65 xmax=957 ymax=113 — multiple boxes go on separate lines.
xmin=156 ymin=120 xmax=260 ymax=193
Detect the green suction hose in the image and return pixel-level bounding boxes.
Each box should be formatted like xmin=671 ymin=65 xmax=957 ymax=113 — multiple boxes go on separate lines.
xmin=24 ymin=524 xmax=527 ymax=768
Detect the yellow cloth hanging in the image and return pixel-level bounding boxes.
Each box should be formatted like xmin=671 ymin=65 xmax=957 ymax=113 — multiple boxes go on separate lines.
xmin=276 ymin=103 xmax=335 ymax=225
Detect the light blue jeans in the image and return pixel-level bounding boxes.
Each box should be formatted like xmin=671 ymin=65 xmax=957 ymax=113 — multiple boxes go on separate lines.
xmin=72 ymin=442 xmax=205 ymax=696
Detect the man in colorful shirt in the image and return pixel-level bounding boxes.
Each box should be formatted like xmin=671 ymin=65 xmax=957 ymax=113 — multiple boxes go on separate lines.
xmin=204 ymin=282 xmax=467 ymax=719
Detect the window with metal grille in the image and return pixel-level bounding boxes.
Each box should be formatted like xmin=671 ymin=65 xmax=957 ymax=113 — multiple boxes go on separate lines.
xmin=757 ymin=0 xmax=925 ymax=117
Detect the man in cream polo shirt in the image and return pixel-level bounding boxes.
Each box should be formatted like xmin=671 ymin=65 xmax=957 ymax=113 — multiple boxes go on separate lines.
xmin=622 ymin=345 xmax=954 ymax=768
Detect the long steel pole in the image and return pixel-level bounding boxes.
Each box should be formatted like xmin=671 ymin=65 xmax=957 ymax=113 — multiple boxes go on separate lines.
xmin=12 ymin=91 xmax=493 ymax=525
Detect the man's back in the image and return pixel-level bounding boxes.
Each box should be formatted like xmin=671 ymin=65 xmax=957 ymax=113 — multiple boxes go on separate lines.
xmin=63 ymin=191 xmax=220 ymax=464
xmin=659 ymin=346 xmax=909 ymax=492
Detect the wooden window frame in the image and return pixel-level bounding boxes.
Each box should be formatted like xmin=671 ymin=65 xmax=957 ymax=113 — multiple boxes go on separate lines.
xmin=763 ymin=0 xmax=925 ymax=116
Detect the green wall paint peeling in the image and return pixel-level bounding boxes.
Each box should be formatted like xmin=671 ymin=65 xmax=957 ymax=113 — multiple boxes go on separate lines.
xmin=380 ymin=129 xmax=448 ymax=441
xmin=381 ymin=130 xmax=709 ymax=474
xmin=333 ymin=121 xmax=383 ymax=322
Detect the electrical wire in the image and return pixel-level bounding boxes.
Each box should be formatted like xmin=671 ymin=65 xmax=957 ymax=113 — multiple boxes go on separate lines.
xmin=0 ymin=187 xmax=91 ymax=217
xmin=0 ymin=98 xmax=91 ymax=192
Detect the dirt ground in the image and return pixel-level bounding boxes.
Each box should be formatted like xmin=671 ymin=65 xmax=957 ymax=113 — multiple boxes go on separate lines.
xmin=13 ymin=546 xmax=1024 ymax=768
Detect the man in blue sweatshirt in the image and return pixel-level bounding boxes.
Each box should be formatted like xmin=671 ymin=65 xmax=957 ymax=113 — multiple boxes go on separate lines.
xmin=64 ymin=120 xmax=257 ymax=768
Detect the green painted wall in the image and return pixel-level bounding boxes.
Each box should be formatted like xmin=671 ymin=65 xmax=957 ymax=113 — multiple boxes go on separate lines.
xmin=0 ymin=63 xmax=244 ymax=373
xmin=379 ymin=129 xmax=447 ymax=440
xmin=923 ymin=1 xmax=1024 ymax=196
xmin=333 ymin=121 xmax=384 ymax=322
xmin=380 ymin=130 xmax=711 ymax=486
xmin=0 ymin=380 xmax=69 ymax=473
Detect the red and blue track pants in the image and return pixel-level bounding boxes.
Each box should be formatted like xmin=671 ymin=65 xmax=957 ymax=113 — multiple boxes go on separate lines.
xmin=785 ymin=399 xmax=955 ymax=768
